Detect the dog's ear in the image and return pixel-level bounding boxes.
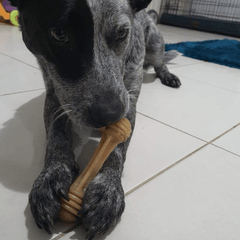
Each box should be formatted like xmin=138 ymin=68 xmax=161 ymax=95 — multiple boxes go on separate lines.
xmin=8 ymin=0 xmax=25 ymax=10
xmin=129 ymin=0 xmax=152 ymax=12
xmin=8 ymin=0 xmax=18 ymax=7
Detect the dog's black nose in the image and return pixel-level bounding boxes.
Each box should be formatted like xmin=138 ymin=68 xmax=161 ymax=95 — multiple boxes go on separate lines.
xmin=91 ymin=100 xmax=123 ymax=127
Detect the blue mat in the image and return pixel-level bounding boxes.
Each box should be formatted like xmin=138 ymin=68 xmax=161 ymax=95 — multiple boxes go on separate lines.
xmin=165 ymin=39 xmax=240 ymax=69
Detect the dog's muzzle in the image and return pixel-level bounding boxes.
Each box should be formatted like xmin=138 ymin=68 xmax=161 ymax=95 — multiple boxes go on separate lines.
xmin=90 ymin=91 xmax=125 ymax=127
xmin=90 ymin=100 xmax=124 ymax=127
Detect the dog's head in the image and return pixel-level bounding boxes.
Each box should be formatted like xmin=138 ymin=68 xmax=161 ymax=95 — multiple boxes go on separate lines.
xmin=10 ymin=0 xmax=151 ymax=128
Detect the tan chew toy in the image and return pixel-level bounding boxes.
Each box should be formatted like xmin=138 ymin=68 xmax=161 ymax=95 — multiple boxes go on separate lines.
xmin=59 ymin=118 xmax=131 ymax=222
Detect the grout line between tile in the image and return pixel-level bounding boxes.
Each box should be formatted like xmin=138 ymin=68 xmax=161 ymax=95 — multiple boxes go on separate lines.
xmin=176 ymin=73 xmax=240 ymax=95
xmin=211 ymin=143 xmax=240 ymax=158
xmin=51 ymin=116 xmax=209 ymax=239
xmin=50 ymin=111 xmax=240 ymax=239
xmin=0 ymin=52 xmax=40 ymax=70
xmin=124 ymin=142 xmax=208 ymax=197
xmin=125 ymin=120 xmax=240 ymax=197
xmin=0 ymin=88 xmax=45 ymax=97
xmin=137 ymin=112 xmax=206 ymax=142
xmin=52 ymin=222 xmax=82 ymax=240
xmin=208 ymin=121 xmax=240 ymax=143
xmin=168 ymin=60 xmax=206 ymax=69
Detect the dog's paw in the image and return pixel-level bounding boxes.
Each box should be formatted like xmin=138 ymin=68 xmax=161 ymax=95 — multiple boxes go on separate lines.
xmin=29 ymin=162 xmax=79 ymax=234
xmin=80 ymin=173 xmax=125 ymax=240
xmin=160 ymin=73 xmax=181 ymax=88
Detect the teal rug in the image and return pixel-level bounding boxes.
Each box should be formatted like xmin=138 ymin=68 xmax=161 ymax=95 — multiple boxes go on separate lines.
xmin=165 ymin=39 xmax=240 ymax=69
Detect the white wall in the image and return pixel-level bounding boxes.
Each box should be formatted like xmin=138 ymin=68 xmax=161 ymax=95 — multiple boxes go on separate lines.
xmin=147 ymin=0 xmax=162 ymax=14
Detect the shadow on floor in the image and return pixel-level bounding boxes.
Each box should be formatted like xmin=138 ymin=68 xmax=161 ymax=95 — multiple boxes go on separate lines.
xmin=0 ymin=92 xmax=102 ymax=239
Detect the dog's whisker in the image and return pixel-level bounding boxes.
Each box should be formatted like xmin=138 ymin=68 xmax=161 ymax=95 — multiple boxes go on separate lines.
xmin=53 ymin=104 xmax=72 ymax=117
xmin=129 ymin=95 xmax=137 ymax=101
xmin=58 ymin=104 xmax=71 ymax=111
xmin=77 ymin=121 xmax=85 ymax=133
xmin=128 ymin=88 xmax=139 ymax=101
xmin=127 ymin=87 xmax=141 ymax=94
xmin=52 ymin=110 xmax=73 ymax=125
xmin=129 ymin=93 xmax=137 ymax=98
xmin=127 ymin=89 xmax=135 ymax=94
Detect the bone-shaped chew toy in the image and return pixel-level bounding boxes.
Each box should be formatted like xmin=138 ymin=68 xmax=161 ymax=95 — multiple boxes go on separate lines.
xmin=59 ymin=118 xmax=131 ymax=222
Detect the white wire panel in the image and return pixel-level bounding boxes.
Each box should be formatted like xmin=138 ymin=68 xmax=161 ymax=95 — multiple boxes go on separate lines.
xmin=190 ymin=0 xmax=240 ymax=22
xmin=160 ymin=0 xmax=240 ymax=22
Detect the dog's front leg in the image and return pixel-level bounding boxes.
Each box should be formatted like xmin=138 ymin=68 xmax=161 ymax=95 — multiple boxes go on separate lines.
xmin=80 ymin=110 xmax=136 ymax=240
xmin=29 ymin=89 xmax=79 ymax=234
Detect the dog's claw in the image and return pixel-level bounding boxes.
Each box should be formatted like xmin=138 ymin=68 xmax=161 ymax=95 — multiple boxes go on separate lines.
xmin=29 ymin=162 xmax=79 ymax=236
xmin=58 ymin=188 xmax=69 ymax=201
xmin=81 ymin=176 xmax=125 ymax=239
xmin=171 ymin=75 xmax=181 ymax=88
xmin=47 ymin=214 xmax=54 ymax=228
xmin=35 ymin=216 xmax=53 ymax=234
xmin=43 ymin=222 xmax=52 ymax=235
xmin=35 ymin=220 xmax=43 ymax=229
xmin=86 ymin=230 xmax=95 ymax=240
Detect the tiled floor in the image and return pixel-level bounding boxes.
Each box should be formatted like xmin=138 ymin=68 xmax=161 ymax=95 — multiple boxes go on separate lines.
xmin=1 ymin=22 xmax=240 ymax=240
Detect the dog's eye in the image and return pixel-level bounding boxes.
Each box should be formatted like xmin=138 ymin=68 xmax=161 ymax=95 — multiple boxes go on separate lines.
xmin=51 ymin=28 xmax=68 ymax=42
xmin=117 ymin=28 xmax=128 ymax=39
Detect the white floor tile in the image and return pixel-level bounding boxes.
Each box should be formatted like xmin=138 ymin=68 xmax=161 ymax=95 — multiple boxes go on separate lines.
xmin=172 ymin=62 xmax=240 ymax=93
xmin=0 ymin=53 xmax=44 ymax=95
xmin=122 ymin=113 xmax=205 ymax=192
xmin=0 ymin=91 xmax=204 ymax=240
xmin=0 ymin=87 xmax=201 ymax=239
xmin=145 ymin=56 xmax=204 ymax=74
xmin=0 ymin=24 xmax=39 ymax=68
xmin=60 ymin=145 xmax=240 ymax=240
xmin=138 ymin=76 xmax=240 ymax=141
xmin=167 ymin=55 xmax=204 ymax=69
xmin=0 ymin=90 xmax=75 ymax=239
xmin=158 ymin=24 xmax=239 ymax=44
xmin=1 ymin=19 xmax=240 ymax=240
xmin=6 ymin=51 xmax=39 ymax=69
xmin=213 ymin=124 xmax=240 ymax=156
xmin=0 ymin=24 xmax=28 ymax=55
xmin=71 ymin=112 xmax=205 ymax=195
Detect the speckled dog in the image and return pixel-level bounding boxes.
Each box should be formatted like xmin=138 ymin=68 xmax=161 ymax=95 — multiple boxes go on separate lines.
xmin=9 ymin=0 xmax=181 ymax=239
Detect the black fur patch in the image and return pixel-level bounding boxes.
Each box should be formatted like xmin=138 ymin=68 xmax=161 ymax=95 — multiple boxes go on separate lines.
xmin=129 ymin=0 xmax=152 ymax=12
xmin=20 ymin=0 xmax=94 ymax=81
